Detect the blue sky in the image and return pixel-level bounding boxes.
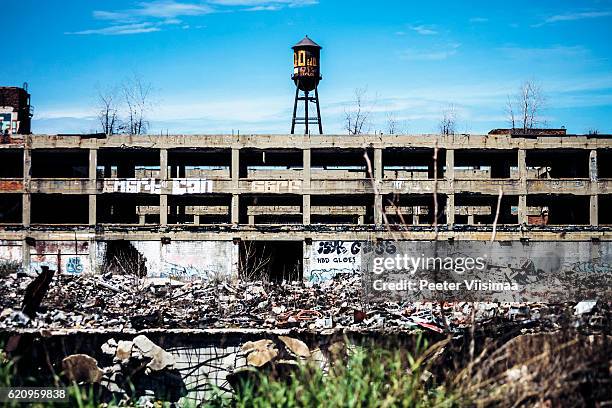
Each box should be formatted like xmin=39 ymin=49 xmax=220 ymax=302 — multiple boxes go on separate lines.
xmin=4 ymin=0 xmax=612 ymax=134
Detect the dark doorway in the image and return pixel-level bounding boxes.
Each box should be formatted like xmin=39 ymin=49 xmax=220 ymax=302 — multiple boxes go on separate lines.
xmin=239 ymin=240 xmax=302 ymax=281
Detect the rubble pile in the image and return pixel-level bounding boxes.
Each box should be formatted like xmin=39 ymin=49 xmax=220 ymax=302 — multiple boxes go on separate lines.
xmin=62 ymin=334 xmax=185 ymax=405
xmin=0 ymin=272 xmax=609 ymax=333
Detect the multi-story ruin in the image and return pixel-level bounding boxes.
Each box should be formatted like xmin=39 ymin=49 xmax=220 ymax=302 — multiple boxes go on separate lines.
xmin=0 ymin=130 xmax=610 ymax=281
xmin=0 ymin=85 xmax=32 ymax=137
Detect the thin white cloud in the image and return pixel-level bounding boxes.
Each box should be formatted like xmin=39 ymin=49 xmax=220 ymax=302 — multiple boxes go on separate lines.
xmin=70 ymin=0 xmax=317 ymax=35
xmin=66 ymin=23 xmax=162 ymax=35
xmin=398 ymin=43 xmax=460 ymax=61
xmin=534 ymin=10 xmax=612 ymax=26
xmin=407 ymin=24 xmax=438 ymax=35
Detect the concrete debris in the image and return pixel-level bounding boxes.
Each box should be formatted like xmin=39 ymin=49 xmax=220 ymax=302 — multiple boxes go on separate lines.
xmin=101 ymin=338 xmax=118 ymax=355
xmin=242 ymin=339 xmax=279 ymax=367
xmin=115 ymin=340 xmax=133 ymax=363
xmin=62 ymin=354 xmax=104 ymax=383
xmin=574 ymin=300 xmax=597 ymax=315
xmin=0 ymin=272 xmax=609 ymax=333
xmin=279 ymin=335 xmax=310 ymax=358
xmin=133 ymin=334 xmax=176 ymax=372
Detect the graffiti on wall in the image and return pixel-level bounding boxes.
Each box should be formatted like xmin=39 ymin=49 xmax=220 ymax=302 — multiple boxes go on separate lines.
xmin=66 ymin=257 xmax=84 ymax=274
xmin=103 ymin=178 xmax=214 ymax=194
xmin=309 ymin=240 xmax=362 ymax=283
xmin=30 ymin=254 xmax=89 ymax=275
xmin=172 ymin=178 xmax=214 ymax=194
xmin=114 ymin=241 xmax=235 ymax=280
xmin=251 ymin=180 xmax=301 ymax=193
xmin=26 ymin=241 xmax=90 ymax=275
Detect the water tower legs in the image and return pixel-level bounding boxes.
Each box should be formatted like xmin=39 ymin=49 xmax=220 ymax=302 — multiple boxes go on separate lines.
xmin=290 ymin=82 xmax=323 ymax=135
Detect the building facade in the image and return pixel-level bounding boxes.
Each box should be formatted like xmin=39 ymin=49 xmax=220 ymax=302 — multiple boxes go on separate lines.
xmin=0 ymin=133 xmax=610 ymax=281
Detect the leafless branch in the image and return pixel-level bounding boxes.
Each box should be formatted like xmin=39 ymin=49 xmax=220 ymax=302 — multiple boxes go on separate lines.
xmin=119 ymin=75 xmax=153 ymax=135
xmin=239 ymin=242 xmax=272 ymax=281
xmin=345 ymin=88 xmax=372 ymax=135
xmin=506 ymin=81 xmax=546 ymax=132
xmin=96 ymin=86 xmax=119 ymax=136
xmin=439 ymin=105 xmax=457 ymax=136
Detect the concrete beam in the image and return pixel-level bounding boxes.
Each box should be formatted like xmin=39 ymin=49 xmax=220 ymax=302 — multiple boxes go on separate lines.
xmin=16 ymin=133 xmax=612 ymax=151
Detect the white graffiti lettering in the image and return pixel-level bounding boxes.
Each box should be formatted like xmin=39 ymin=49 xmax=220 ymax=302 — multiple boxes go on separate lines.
xmin=251 ymin=180 xmax=301 ymax=193
xmin=103 ymin=178 xmax=214 ymax=194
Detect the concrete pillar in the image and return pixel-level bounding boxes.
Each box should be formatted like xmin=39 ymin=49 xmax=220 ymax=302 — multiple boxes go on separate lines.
xmin=303 ymin=194 xmax=311 ymax=225
xmin=160 ymin=195 xmax=168 ymax=226
xmin=590 ymin=150 xmax=598 ymax=226
xmin=518 ymin=148 xmax=528 ymax=224
xmin=374 ymin=148 xmax=383 ymax=225
xmin=303 ymin=148 xmax=311 ymax=182
xmin=22 ymin=139 xmax=32 ymax=272
xmin=21 ymin=239 xmax=30 ymax=273
xmin=231 ymin=148 xmax=239 ymax=224
xmin=303 ymin=240 xmax=311 ymax=282
xmin=231 ymin=148 xmax=240 ymax=182
xmin=89 ymin=149 xmax=97 ymax=226
xmin=88 ymin=239 xmax=97 ymax=274
xmin=445 ymin=149 xmax=455 ymax=226
xmin=89 ymin=195 xmax=97 ymax=226
xmin=22 ymin=193 xmax=31 ymax=227
xmin=160 ymin=148 xmax=168 ymax=179
xmin=89 ymin=149 xmax=98 ymax=179
xmin=518 ymin=195 xmax=527 ymax=225
xmin=589 ymin=149 xmax=597 ymax=181
xmin=374 ymin=194 xmax=383 ymax=225
xmin=232 ymin=194 xmax=239 ymax=224
xmin=590 ymin=195 xmax=598 ymax=226
xmin=518 ymin=149 xmax=527 ymax=179
xmin=445 ymin=148 xmax=455 ymax=180
xmin=22 ymin=145 xmax=31 ymax=227
xmin=374 ymin=148 xmax=383 ymax=180
xmin=446 ymin=194 xmax=455 ymax=225
xmin=303 ymin=148 xmax=311 ymax=225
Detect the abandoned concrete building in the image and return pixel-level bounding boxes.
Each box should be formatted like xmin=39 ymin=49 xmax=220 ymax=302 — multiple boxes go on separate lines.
xmin=0 ymin=85 xmax=32 ymax=137
xmin=0 ymin=130 xmax=611 ymax=281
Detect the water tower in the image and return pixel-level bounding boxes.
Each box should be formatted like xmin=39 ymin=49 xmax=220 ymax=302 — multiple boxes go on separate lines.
xmin=290 ymin=36 xmax=323 ymax=134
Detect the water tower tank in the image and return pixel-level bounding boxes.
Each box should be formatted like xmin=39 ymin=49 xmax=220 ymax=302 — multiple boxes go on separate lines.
xmin=292 ymin=35 xmax=322 ymax=92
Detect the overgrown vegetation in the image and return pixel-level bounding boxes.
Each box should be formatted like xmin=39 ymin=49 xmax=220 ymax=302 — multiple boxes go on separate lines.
xmin=208 ymin=338 xmax=461 ymax=408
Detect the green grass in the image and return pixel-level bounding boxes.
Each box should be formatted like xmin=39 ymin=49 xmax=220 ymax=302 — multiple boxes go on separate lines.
xmin=208 ymin=338 xmax=461 ymax=408
xmin=2 ymin=338 xmax=463 ymax=407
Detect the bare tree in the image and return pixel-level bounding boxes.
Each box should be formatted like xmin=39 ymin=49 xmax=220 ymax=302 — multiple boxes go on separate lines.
xmin=238 ymin=242 xmax=272 ymax=281
xmin=96 ymin=87 xmax=119 ymax=136
xmin=386 ymin=112 xmax=400 ymax=135
xmin=120 ymin=75 xmax=152 ymax=135
xmin=506 ymin=81 xmax=545 ymax=132
xmin=344 ymin=88 xmax=372 ymax=135
xmin=439 ymin=104 xmax=457 ymax=135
